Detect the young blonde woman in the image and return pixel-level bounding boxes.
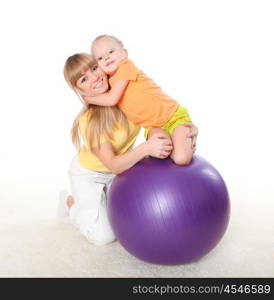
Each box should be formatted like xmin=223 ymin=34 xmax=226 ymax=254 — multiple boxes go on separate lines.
xmin=58 ymin=53 xmax=198 ymax=246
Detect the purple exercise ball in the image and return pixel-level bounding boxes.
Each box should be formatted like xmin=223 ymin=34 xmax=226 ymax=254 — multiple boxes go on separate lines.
xmin=108 ymin=155 xmax=230 ymax=265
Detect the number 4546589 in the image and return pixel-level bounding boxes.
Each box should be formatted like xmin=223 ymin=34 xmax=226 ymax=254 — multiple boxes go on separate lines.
xmin=224 ymin=284 xmax=271 ymax=294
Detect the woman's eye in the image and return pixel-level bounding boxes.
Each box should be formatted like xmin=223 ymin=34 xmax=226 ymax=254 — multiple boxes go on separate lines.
xmin=98 ymin=57 xmax=102 ymax=61
xmin=92 ymin=65 xmax=98 ymax=71
xmin=109 ymin=50 xmax=114 ymax=54
xmin=81 ymin=77 xmax=86 ymax=83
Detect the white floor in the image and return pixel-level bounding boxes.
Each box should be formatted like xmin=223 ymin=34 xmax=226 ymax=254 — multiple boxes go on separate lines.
xmin=0 ymin=175 xmax=273 ymax=278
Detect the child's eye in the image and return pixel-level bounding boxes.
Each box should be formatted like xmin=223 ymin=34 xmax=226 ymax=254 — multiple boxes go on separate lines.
xmin=98 ymin=57 xmax=102 ymax=61
xmin=92 ymin=65 xmax=98 ymax=71
xmin=81 ymin=76 xmax=87 ymax=83
xmin=109 ymin=50 xmax=114 ymax=54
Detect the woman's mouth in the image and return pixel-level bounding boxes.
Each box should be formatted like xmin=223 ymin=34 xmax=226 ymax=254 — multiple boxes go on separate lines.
xmin=93 ymin=78 xmax=104 ymax=89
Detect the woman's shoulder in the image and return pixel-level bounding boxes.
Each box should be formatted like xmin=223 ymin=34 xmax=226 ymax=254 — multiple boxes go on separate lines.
xmin=78 ymin=108 xmax=93 ymax=127
xmin=127 ymin=119 xmax=141 ymax=136
xmin=81 ymin=107 xmax=93 ymax=118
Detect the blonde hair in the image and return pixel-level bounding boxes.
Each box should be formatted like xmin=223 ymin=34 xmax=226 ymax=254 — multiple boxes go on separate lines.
xmin=63 ymin=53 xmax=129 ymax=150
xmin=91 ymin=34 xmax=124 ymax=51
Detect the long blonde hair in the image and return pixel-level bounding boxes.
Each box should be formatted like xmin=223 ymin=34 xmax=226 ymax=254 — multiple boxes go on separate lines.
xmin=63 ymin=53 xmax=129 ymax=150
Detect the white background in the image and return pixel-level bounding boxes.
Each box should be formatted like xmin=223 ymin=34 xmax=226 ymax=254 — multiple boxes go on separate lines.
xmin=0 ymin=0 xmax=273 ymax=222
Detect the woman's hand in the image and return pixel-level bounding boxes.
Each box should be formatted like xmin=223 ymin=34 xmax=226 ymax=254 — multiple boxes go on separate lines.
xmin=82 ymin=95 xmax=92 ymax=106
xmin=145 ymin=133 xmax=173 ymax=159
xmin=183 ymin=123 xmax=198 ymax=153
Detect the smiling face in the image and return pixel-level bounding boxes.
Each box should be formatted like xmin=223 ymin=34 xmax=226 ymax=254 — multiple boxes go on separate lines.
xmin=76 ymin=64 xmax=109 ymax=96
xmin=92 ymin=36 xmax=127 ymax=76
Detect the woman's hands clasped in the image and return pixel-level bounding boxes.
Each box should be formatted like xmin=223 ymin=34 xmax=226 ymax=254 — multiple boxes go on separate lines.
xmin=145 ymin=123 xmax=198 ymax=159
xmin=146 ymin=133 xmax=173 ymax=159
xmin=184 ymin=123 xmax=198 ymax=153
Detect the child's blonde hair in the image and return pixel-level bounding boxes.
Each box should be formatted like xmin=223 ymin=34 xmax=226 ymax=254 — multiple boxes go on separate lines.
xmin=91 ymin=34 xmax=124 ymax=50
xmin=63 ymin=53 xmax=129 ymax=150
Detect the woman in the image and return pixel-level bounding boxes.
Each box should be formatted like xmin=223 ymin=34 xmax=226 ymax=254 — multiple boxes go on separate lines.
xmin=58 ymin=53 xmax=198 ymax=246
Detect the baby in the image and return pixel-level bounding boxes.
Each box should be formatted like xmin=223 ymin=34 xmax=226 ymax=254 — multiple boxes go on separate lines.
xmin=84 ymin=34 xmax=197 ymax=165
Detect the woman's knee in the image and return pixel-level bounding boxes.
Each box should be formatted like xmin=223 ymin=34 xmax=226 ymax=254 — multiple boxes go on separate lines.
xmin=88 ymin=234 xmax=116 ymax=246
xmin=83 ymin=224 xmax=116 ymax=246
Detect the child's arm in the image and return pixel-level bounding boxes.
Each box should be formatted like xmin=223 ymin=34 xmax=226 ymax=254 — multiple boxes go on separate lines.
xmin=92 ymin=134 xmax=173 ymax=174
xmin=84 ymin=80 xmax=128 ymax=106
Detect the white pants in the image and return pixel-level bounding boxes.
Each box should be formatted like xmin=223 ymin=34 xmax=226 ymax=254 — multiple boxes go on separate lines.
xmin=68 ymin=156 xmax=116 ymax=246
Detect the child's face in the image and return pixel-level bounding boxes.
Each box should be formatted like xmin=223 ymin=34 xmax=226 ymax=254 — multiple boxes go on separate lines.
xmin=92 ymin=37 xmax=127 ymax=76
xmin=76 ymin=64 xmax=109 ymax=96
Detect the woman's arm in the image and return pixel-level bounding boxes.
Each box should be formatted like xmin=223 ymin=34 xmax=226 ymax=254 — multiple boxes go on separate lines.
xmin=92 ymin=134 xmax=173 ymax=174
xmin=84 ymin=80 xmax=128 ymax=106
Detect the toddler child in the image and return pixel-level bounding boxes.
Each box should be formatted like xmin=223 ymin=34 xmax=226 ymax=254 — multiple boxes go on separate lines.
xmin=84 ymin=34 xmax=196 ymax=165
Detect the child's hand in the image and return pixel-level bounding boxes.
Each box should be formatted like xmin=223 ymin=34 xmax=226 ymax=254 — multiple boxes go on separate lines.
xmin=183 ymin=123 xmax=198 ymax=152
xmin=146 ymin=133 xmax=173 ymax=159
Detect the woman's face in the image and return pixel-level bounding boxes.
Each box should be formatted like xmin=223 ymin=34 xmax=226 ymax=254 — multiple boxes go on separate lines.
xmin=76 ymin=64 xmax=108 ymax=95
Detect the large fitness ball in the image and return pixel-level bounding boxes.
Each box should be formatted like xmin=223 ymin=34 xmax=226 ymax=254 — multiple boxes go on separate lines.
xmin=108 ymin=155 xmax=230 ymax=265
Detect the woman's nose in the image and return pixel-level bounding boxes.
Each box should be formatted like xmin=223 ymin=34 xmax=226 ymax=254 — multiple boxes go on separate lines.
xmin=91 ymin=72 xmax=99 ymax=81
